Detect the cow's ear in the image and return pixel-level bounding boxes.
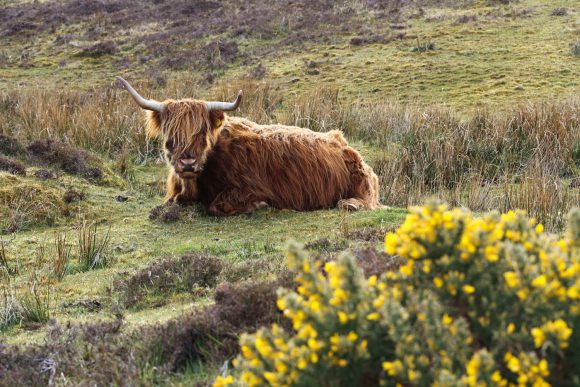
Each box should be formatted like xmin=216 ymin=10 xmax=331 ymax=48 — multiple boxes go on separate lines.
xmin=146 ymin=110 xmax=162 ymax=138
xmin=209 ymin=110 xmax=225 ymax=130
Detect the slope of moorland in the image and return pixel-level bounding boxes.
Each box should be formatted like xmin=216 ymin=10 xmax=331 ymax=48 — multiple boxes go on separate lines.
xmin=0 ymin=0 xmax=578 ymax=385
xmin=0 ymin=0 xmax=578 ymax=108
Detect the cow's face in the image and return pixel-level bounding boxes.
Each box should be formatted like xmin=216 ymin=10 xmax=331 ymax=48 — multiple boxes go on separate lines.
xmin=116 ymin=76 xmax=241 ymax=179
xmin=158 ymin=101 xmax=224 ymax=179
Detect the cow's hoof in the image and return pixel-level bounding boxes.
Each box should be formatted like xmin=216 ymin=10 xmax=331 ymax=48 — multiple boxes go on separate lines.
xmin=338 ymin=199 xmax=363 ymax=211
xmin=174 ymin=194 xmax=195 ymax=205
xmin=254 ymin=201 xmax=269 ymax=210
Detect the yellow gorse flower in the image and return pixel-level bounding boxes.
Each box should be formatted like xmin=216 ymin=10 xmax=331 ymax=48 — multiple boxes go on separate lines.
xmin=531 ymin=319 xmax=573 ymax=349
xmin=462 ymin=284 xmax=476 ymax=294
xmin=213 ymin=375 xmax=234 ymax=387
xmin=504 ymin=271 xmax=520 ymax=288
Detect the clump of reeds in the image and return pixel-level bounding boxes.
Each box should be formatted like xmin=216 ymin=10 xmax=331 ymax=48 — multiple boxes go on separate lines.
xmin=0 ymin=240 xmax=18 ymax=276
xmin=20 ymin=281 xmax=51 ymax=324
xmin=51 ymin=233 xmax=72 ymax=280
xmin=77 ymin=221 xmax=111 ymax=271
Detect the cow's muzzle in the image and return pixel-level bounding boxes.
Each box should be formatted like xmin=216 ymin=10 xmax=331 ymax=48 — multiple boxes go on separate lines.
xmin=175 ymin=158 xmax=202 ymax=178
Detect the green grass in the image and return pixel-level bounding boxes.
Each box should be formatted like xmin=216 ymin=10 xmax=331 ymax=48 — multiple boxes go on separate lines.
xmin=0 ymin=158 xmax=405 ymax=345
xmin=263 ymin=0 xmax=578 ymax=109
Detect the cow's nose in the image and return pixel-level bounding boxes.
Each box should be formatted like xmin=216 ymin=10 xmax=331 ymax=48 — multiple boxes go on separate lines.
xmin=178 ymin=158 xmax=197 ymax=170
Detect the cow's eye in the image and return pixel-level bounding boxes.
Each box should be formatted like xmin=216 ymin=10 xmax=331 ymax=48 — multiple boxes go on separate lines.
xmin=165 ymin=140 xmax=174 ymax=150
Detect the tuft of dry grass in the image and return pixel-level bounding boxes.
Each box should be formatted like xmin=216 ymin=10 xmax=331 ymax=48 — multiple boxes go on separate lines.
xmin=279 ymin=87 xmax=344 ymax=133
xmin=0 ymin=288 xmax=21 ymax=331
xmin=0 ymin=240 xmax=19 ymax=276
xmin=1 ymin=247 xmax=23 ymax=331
xmin=0 ymin=86 xmax=150 ymax=157
xmin=360 ymin=99 xmax=579 ymax=230
xmin=212 ymin=79 xmax=284 ymax=124
xmin=499 ymin=162 xmax=574 ymax=231
xmin=114 ymin=143 xmax=135 ymax=182
xmin=0 ymin=173 xmax=67 ymax=234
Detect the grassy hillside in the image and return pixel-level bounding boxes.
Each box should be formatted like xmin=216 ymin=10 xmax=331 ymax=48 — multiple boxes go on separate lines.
xmin=0 ymin=0 xmax=578 ymax=108
xmin=0 ymin=0 xmax=578 ymax=385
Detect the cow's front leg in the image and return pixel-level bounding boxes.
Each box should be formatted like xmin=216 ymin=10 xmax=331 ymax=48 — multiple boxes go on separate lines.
xmin=207 ymin=190 xmax=268 ymax=216
xmin=174 ymin=178 xmax=199 ymax=205
xmin=166 ymin=170 xmax=198 ymax=205
xmin=165 ymin=170 xmax=182 ymax=203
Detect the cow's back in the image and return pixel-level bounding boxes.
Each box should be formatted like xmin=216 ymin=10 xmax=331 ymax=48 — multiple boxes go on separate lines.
xmin=197 ymin=118 xmax=353 ymax=210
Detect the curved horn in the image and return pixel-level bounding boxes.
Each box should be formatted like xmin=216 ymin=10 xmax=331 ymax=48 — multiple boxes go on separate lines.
xmin=206 ymin=90 xmax=242 ymax=112
xmin=115 ymin=76 xmax=164 ymax=112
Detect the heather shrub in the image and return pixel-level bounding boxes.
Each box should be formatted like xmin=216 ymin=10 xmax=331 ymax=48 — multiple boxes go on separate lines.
xmin=0 ymin=156 xmax=26 ymax=176
xmin=115 ymin=253 xmax=223 ymax=308
xmin=0 ymin=278 xmax=292 ymax=386
xmin=143 ymin=279 xmax=290 ymax=374
xmin=26 ymin=139 xmax=124 ymax=186
xmin=27 ymin=139 xmax=100 ymax=177
xmin=149 ymin=203 xmax=182 ymax=223
xmin=0 ymin=134 xmax=25 ymax=157
xmin=216 ymin=202 xmax=579 ymax=386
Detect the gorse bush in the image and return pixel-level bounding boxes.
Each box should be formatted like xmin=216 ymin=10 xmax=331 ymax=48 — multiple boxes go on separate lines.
xmin=216 ymin=202 xmax=579 ymax=386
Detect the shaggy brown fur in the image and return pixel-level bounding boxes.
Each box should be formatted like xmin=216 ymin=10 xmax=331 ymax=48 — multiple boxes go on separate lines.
xmin=147 ymin=99 xmax=382 ymax=216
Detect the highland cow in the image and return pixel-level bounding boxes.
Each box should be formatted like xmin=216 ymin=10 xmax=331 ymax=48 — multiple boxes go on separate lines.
xmin=117 ymin=77 xmax=383 ymax=216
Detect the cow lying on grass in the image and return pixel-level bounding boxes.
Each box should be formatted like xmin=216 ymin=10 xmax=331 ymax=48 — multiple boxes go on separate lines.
xmin=117 ymin=77 xmax=383 ymax=216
